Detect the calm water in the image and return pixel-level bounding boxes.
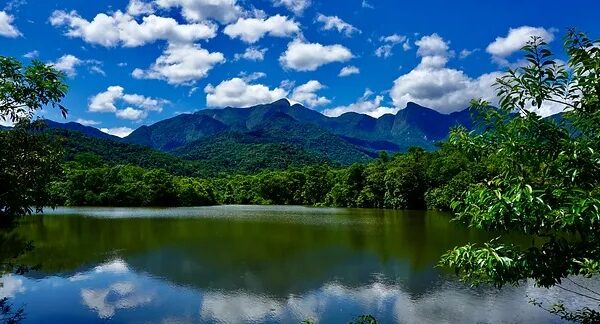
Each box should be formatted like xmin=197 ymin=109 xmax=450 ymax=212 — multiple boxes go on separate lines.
xmin=0 ymin=206 xmax=592 ymax=323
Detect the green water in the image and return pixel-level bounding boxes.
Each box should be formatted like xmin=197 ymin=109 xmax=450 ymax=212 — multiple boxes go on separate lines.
xmin=0 ymin=206 xmax=581 ymax=323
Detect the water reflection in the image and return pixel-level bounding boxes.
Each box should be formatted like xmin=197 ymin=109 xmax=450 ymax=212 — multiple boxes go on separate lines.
xmin=0 ymin=206 xmax=591 ymax=322
xmin=2 ymin=258 xmax=580 ymax=323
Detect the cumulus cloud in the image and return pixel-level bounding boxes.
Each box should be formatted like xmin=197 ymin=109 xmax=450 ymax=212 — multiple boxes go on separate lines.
xmin=132 ymin=43 xmax=225 ymax=85
xmin=100 ymin=127 xmax=134 ymax=137
xmin=224 ymin=15 xmax=299 ymax=43
xmin=272 ymin=0 xmax=311 ymax=15
xmin=375 ymin=34 xmax=408 ymax=58
xmin=290 ymin=80 xmax=330 ymax=108
xmin=49 ymin=54 xmax=82 ymax=77
xmin=415 ymin=33 xmax=450 ymax=58
xmin=279 ymin=39 xmax=353 ymax=71
xmin=116 ymin=107 xmax=147 ymax=120
xmin=323 ymin=89 xmax=397 ymax=118
xmin=486 ymin=26 xmax=556 ymax=65
xmin=89 ymin=86 xmax=167 ymax=122
xmin=388 ymin=33 xmax=502 ymax=113
xmin=0 ymin=10 xmax=21 ymax=37
xmin=316 ymin=14 xmax=360 ymax=36
xmin=338 ymin=65 xmax=359 ymax=77
xmin=205 ymin=77 xmax=288 ymax=108
xmin=155 ymin=0 xmax=242 ymax=24
xmin=49 ymin=9 xmax=216 ymax=47
xmin=234 ymin=46 xmax=267 ymax=61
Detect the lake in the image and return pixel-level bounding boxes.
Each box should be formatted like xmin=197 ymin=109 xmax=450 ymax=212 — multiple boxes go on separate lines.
xmin=0 ymin=206 xmax=590 ymax=323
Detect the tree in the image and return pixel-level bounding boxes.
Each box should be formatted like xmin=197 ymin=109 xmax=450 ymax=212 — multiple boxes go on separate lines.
xmin=439 ymin=32 xmax=600 ymax=322
xmin=1 ymin=56 xmax=68 ymax=225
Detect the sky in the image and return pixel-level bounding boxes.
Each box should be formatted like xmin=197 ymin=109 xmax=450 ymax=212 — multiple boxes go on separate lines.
xmin=1 ymin=0 xmax=598 ymax=137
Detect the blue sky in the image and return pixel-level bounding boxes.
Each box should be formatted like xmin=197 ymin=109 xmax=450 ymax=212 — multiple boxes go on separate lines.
xmin=1 ymin=0 xmax=597 ymax=136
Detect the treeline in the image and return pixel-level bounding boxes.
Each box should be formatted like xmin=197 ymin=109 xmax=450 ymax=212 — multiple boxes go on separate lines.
xmin=49 ymin=142 xmax=487 ymax=210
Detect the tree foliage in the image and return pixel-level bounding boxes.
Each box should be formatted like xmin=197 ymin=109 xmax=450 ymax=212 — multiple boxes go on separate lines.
xmin=0 ymin=56 xmax=68 ymax=225
xmin=439 ymin=31 xmax=600 ymax=322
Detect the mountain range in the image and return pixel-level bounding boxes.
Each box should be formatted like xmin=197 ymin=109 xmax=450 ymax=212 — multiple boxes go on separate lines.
xmin=125 ymin=99 xmax=472 ymax=153
xmin=29 ymin=100 xmax=476 ymax=174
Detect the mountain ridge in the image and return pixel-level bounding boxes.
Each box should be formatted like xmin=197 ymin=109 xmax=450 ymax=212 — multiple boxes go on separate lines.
xmin=35 ymin=100 xmax=476 ymax=167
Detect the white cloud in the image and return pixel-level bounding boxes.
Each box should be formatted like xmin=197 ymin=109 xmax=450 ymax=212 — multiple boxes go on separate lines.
xmin=279 ymin=39 xmax=353 ymax=71
xmin=154 ymin=0 xmax=242 ymax=24
xmin=89 ymin=65 xmax=106 ymax=76
xmin=323 ymin=89 xmax=397 ymax=118
xmin=116 ymin=107 xmax=147 ymax=120
xmin=272 ymin=0 xmax=311 ymax=15
xmin=23 ymin=50 xmax=39 ymax=59
xmin=459 ymin=48 xmax=478 ymax=59
xmin=224 ymin=15 xmax=299 ymax=43
xmin=239 ymin=71 xmax=266 ymax=82
xmin=205 ymin=77 xmax=288 ymax=108
xmin=316 ymin=14 xmax=360 ymax=36
xmin=89 ymin=86 xmax=126 ymax=113
xmin=380 ymin=34 xmax=406 ymax=44
xmin=390 ymin=33 xmax=501 ymax=113
xmin=486 ymin=26 xmax=556 ymax=65
xmin=375 ymin=34 xmax=408 ymax=58
xmin=234 ymin=46 xmax=267 ymax=61
xmin=375 ymin=44 xmax=393 ymax=58
xmin=290 ymin=80 xmax=330 ymax=108
xmin=49 ymin=54 xmax=105 ymax=77
xmin=338 ymin=65 xmax=359 ymax=77
xmin=0 ymin=10 xmax=21 ymax=37
xmin=361 ymin=0 xmax=374 ymax=9
xmin=100 ymin=127 xmax=134 ymax=137
xmin=49 ymin=54 xmax=82 ymax=77
xmin=89 ymin=85 xmax=167 ymax=122
xmin=49 ymin=9 xmax=216 ymax=47
xmin=132 ymin=43 xmax=225 ymax=85
xmin=75 ymin=118 xmax=101 ymax=126
xmin=127 ymin=0 xmax=154 ymax=16
xmin=415 ymin=33 xmax=449 ymax=57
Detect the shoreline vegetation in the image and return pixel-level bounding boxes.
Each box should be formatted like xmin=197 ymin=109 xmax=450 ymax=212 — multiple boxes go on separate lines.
xmin=46 ymin=143 xmax=481 ymax=211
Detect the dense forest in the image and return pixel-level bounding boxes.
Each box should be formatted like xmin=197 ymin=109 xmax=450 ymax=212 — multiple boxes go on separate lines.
xmin=46 ymin=135 xmax=487 ymax=210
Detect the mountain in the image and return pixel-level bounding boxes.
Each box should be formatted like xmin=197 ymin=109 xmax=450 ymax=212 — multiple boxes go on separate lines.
xmin=173 ymin=111 xmax=372 ymax=165
xmin=126 ymin=99 xmax=474 ymax=155
xmin=42 ymin=120 xmax=122 ymax=141
xmin=36 ymin=99 xmax=476 ymax=172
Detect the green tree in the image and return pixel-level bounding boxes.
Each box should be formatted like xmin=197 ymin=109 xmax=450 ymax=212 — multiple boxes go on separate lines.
xmin=1 ymin=56 xmax=68 ymax=224
xmin=440 ymin=32 xmax=600 ymax=322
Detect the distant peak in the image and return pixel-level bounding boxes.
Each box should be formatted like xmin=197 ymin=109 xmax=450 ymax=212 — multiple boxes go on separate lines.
xmin=405 ymin=102 xmax=425 ymax=109
xmin=271 ymin=98 xmax=291 ymax=107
